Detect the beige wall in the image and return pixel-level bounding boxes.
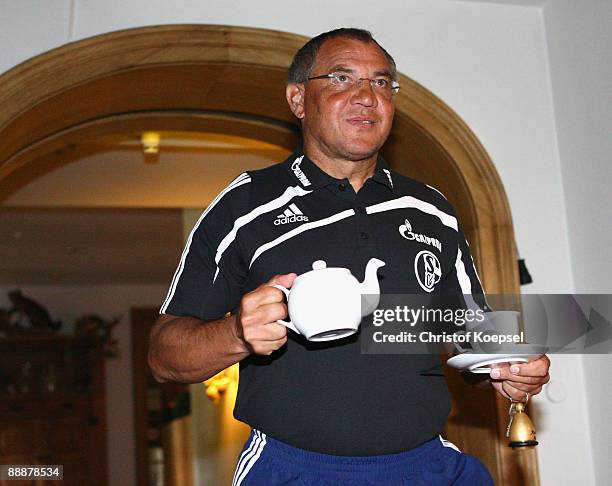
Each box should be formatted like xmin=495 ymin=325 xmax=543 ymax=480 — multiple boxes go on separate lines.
xmin=543 ymin=1 xmax=612 ymax=484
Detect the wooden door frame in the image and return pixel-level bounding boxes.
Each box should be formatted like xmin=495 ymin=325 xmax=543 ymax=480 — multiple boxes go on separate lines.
xmin=0 ymin=24 xmax=536 ymax=485
xmin=131 ymin=308 xmax=157 ymax=486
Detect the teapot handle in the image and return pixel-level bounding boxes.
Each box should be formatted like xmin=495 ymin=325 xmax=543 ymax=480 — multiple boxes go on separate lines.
xmin=272 ymin=285 xmax=301 ymax=335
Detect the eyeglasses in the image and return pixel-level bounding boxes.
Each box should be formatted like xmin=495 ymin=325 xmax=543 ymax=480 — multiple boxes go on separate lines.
xmin=307 ymin=72 xmax=400 ymax=98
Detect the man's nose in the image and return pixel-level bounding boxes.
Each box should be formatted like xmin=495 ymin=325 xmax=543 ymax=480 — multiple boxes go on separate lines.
xmin=351 ymin=79 xmax=377 ymax=107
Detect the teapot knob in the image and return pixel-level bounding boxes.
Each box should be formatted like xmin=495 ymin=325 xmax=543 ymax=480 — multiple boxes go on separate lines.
xmin=312 ymin=260 xmax=327 ymax=270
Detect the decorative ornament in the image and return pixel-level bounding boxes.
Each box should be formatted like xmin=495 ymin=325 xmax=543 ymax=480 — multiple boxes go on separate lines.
xmin=506 ymin=395 xmax=538 ymax=448
xmin=74 ymin=314 xmax=121 ymax=356
xmin=5 ymin=290 xmax=62 ymax=335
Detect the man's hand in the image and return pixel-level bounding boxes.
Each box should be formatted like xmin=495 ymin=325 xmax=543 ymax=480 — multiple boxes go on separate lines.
xmin=489 ymin=355 xmax=551 ymax=401
xmin=237 ymin=273 xmax=297 ymax=355
xmin=148 ymin=272 xmax=297 ymax=383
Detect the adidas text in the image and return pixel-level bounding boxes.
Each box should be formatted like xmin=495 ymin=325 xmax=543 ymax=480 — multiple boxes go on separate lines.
xmin=274 ymin=214 xmax=309 ymax=225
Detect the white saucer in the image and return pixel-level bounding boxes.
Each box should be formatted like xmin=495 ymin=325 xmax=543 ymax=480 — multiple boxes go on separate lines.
xmin=447 ymin=352 xmax=544 ymax=374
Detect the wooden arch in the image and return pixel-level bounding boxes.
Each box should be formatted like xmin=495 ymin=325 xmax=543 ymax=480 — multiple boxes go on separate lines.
xmin=0 ymin=25 xmax=534 ymax=485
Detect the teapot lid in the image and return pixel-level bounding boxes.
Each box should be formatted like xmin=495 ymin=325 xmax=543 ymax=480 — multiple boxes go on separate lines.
xmin=312 ymin=260 xmax=327 ymax=270
xmin=294 ymin=260 xmax=350 ymax=283
xmin=306 ymin=260 xmax=349 ymax=275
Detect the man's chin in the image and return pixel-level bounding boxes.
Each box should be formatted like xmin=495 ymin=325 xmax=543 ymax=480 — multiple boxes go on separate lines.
xmin=342 ymin=143 xmax=383 ymax=162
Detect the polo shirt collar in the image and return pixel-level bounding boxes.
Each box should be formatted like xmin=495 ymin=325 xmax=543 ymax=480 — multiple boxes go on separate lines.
xmin=286 ymin=152 xmax=394 ymax=191
xmin=371 ymin=157 xmax=395 ymax=191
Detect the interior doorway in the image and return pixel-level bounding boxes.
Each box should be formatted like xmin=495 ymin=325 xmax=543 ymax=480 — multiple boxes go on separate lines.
xmin=0 ymin=24 xmax=536 ymax=485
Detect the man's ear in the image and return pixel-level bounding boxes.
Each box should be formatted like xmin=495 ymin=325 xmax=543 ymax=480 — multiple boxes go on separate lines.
xmin=286 ymin=83 xmax=305 ymax=120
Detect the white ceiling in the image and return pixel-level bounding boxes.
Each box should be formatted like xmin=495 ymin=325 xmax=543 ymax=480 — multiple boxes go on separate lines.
xmin=2 ymin=133 xmax=289 ymax=209
xmin=453 ymin=0 xmax=547 ymax=6
xmin=2 ymin=149 xmax=287 ymax=208
xmin=0 ymin=207 xmax=184 ymax=285
xmin=0 ymin=133 xmax=290 ymax=286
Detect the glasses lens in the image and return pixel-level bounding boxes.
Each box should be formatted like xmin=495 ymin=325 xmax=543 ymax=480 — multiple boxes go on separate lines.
xmin=314 ymin=73 xmax=399 ymax=98
xmin=366 ymin=78 xmax=398 ymax=99
xmin=331 ymin=72 xmax=355 ymax=87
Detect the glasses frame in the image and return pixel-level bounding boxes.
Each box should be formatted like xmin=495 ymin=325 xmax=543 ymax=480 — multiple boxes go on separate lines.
xmin=307 ymin=72 xmax=400 ymax=96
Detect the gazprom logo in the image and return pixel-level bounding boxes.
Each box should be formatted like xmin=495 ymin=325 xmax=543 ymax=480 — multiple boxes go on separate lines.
xmin=291 ymin=156 xmax=311 ymax=187
xmin=399 ymin=219 xmax=442 ymax=252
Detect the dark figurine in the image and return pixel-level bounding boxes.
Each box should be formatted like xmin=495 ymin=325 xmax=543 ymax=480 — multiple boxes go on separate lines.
xmin=7 ymin=290 xmax=62 ymax=334
xmin=74 ymin=314 xmax=121 ymax=356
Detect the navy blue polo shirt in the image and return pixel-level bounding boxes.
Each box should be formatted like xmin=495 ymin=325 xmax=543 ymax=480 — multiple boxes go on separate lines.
xmin=160 ymin=152 xmax=487 ymax=456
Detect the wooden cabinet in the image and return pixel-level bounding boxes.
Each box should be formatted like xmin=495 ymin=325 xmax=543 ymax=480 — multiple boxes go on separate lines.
xmin=0 ymin=336 xmax=107 ymax=486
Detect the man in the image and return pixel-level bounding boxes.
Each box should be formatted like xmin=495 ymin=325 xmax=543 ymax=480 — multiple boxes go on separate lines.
xmin=149 ymin=28 xmax=550 ymax=485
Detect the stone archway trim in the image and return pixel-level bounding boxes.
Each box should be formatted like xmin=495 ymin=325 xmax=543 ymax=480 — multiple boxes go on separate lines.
xmin=0 ymin=111 xmax=299 ymax=200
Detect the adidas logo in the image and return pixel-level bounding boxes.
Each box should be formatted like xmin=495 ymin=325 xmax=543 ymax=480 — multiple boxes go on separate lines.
xmin=274 ymin=203 xmax=309 ymax=225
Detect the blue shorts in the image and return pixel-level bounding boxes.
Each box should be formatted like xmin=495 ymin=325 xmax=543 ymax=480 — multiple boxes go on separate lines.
xmin=232 ymin=429 xmax=493 ymax=485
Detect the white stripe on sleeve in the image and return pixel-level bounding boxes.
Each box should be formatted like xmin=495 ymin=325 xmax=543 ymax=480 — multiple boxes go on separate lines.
xmin=455 ymin=245 xmax=473 ymax=295
xmin=366 ymin=196 xmax=458 ymax=231
xmin=456 ymin=241 xmax=490 ymax=311
xmin=426 ymin=184 xmax=448 ymax=200
xmin=249 ymin=209 xmax=355 ymax=268
xmin=160 ymin=173 xmax=251 ymax=314
xmin=212 ymin=185 xmax=312 ymax=282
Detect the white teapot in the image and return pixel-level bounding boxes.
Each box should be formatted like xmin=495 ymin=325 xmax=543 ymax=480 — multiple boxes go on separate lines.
xmin=274 ymin=258 xmax=386 ymax=341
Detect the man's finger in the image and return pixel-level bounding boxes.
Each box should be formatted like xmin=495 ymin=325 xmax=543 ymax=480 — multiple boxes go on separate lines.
xmin=242 ymin=304 xmax=289 ymax=332
xmin=259 ymin=302 xmax=290 ymax=325
xmin=241 ymin=273 xmax=297 ymax=311
xmin=502 ymin=381 xmax=529 ymax=402
xmin=490 ymin=370 xmax=548 ymax=386
xmin=500 ymin=380 xmax=544 ymax=394
xmin=489 ymin=356 xmax=550 ymax=381
xmin=507 ymin=355 xmax=550 ymax=378
xmin=267 ymin=272 xmax=298 ymax=289
xmin=251 ymin=336 xmax=288 ymax=356
xmin=259 ymin=322 xmax=291 ymax=341
xmin=242 ymin=285 xmax=290 ymax=312
xmin=491 ymin=380 xmax=513 ymax=400
xmin=265 ymin=337 xmax=288 ymax=355
xmin=242 ymin=320 xmax=287 ymax=344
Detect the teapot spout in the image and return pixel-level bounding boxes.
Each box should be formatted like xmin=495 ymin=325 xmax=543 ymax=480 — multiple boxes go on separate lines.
xmin=360 ymin=258 xmax=386 ymax=316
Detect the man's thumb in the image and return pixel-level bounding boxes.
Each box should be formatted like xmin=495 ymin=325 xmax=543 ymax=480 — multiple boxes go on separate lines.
xmin=268 ymin=272 xmax=297 ymax=289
